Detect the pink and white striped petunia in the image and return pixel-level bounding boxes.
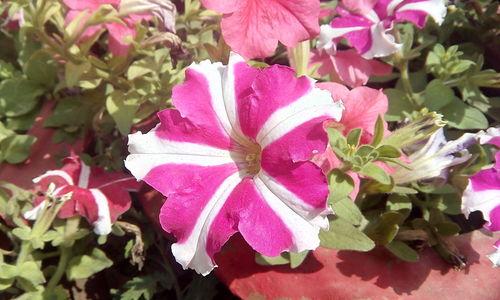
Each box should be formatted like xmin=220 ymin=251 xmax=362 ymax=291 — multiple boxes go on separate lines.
xmin=125 ymin=53 xmax=343 ymax=275
xmin=24 ymin=156 xmax=139 ymax=235
xmin=462 ymin=127 xmax=500 ymax=267
xmin=318 ymin=0 xmax=447 ymax=58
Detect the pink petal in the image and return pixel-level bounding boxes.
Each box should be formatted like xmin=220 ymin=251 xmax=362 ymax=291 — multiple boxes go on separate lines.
xmin=106 ymin=21 xmax=136 ymax=56
xmin=206 ymin=178 xmax=293 ymax=262
xmin=341 ymin=0 xmax=378 ymax=15
xmin=63 ymin=0 xmax=119 ymax=11
xmin=392 ymin=0 xmax=447 ymax=27
xmin=200 ymin=0 xmax=239 ymax=14
xmin=220 ymin=0 xmax=320 ymax=59
xmin=237 ymin=65 xmax=313 ymax=140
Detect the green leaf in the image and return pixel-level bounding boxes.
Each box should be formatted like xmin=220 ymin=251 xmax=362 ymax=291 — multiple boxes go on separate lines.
xmin=319 ymin=217 xmax=375 ymax=251
xmin=346 ymin=128 xmax=362 ymax=147
xmin=12 ymin=227 xmax=32 ymax=241
xmin=386 ymin=240 xmax=419 ymax=262
xmin=66 ymin=248 xmax=113 ymax=280
xmin=0 ymin=78 xmax=44 ymax=117
xmin=106 ymin=91 xmax=141 ymax=135
xmin=17 ymin=262 xmax=46 ymax=286
xmin=440 ymin=98 xmax=488 ymax=129
xmin=436 ymin=194 xmax=462 ymax=215
xmin=385 ymin=88 xmax=415 ymax=122
xmin=358 ymin=163 xmax=391 ymax=185
xmin=24 ymin=53 xmax=57 ymax=88
xmin=386 ymin=194 xmax=411 ymax=219
xmin=371 ymin=115 xmax=385 ymax=146
xmin=0 ymin=134 xmax=37 ymax=164
xmin=0 ymin=60 xmax=17 ymax=79
xmin=435 ymin=222 xmax=461 ymax=236
xmin=365 ymin=212 xmax=404 ymax=245
xmin=0 ymin=263 xmax=18 ymax=279
xmin=118 ymin=273 xmax=172 ymax=300
xmin=376 ymin=145 xmax=401 ymax=158
xmin=424 ymin=79 xmax=455 ymax=111
xmin=290 ymin=251 xmax=309 ymax=269
xmin=44 ymin=97 xmax=91 ymax=128
xmin=331 ymin=198 xmax=363 ymax=226
xmin=65 ymin=61 xmax=91 ymax=87
xmin=449 ymin=60 xmax=474 ymax=75
xmin=328 ymin=169 xmax=354 ymax=203
xmin=127 ymin=58 xmax=155 ymax=80
xmin=255 ymin=253 xmax=290 ymax=266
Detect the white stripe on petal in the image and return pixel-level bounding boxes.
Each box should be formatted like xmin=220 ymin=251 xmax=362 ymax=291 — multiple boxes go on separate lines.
xmin=77 ymin=163 xmax=91 ymax=188
xmin=487 ymin=247 xmax=500 ymax=268
xmin=396 ymin=0 xmax=447 ymax=25
xmin=89 ymin=189 xmax=112 ymax=235
xmin=253 ymin=176 xmax=323 ymax=253
xmin=125 ymin=129 xmax=237 ymax=180
xmin=317 ymin=24 xmax=367 ymax=54
xmin=257 ymin=86 xmax=343 ymax=149
xmin=362 ymin=23 xmax=401 ymax=59
xmin=387 ymin=0 xmax=405 ymax=15
xmin=171 ymin=172 xmax=242 ymax=275
xmin=461 ymin=182 xmax=500 ymax=226
xmin=222 ymin=52 xmax=246 ymax=140
xmin=188 ymin=60 xmax=248 ymax=145
xmin=33 ymin=170 xmax=74 ymax=186
xmin=23 ymin=200 xmax=47 ymax=220
xmin=257 ymin=170 xmax=330 ymax=230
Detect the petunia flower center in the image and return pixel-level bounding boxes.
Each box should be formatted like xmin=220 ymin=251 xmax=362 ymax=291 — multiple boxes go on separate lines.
xmin=234 ymin=140 xmax=262 ymax=177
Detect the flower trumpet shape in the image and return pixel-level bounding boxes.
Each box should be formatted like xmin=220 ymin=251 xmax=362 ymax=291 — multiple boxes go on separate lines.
xmin=318 ymin=0 xmax=447 ymax=58
xmin=24 ymin=156 xmax=139 ymax=235
xmin=125 ymin=53 xmax=343 ymax=275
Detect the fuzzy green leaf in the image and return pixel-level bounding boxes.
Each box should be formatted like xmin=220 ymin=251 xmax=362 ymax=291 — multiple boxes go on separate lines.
xmin=386 ymin=240 xmax=420 ymax=262
xmin=319 ymin=217 xmax=375 ymax=251
xmin=424 ymin=79 xmax=455 ymax=111
xmin=289 ymin=251 xmax=309 ymax=269
xmin=441 ymin=99 xmax=488 ymax=129
xmin=255 ymin=253 xmax=290 ymax=266
xmin=0 ymin=78 xmax=44 ymax=117
xmin=0 ymin=134 xmax=37 ymax=164
xmin=358 ymin=163 xmax=391 ymax=185
xmin=328 ymin=169 xmax=354 ymax=203
xmin=66 ymin=248 xmax=113 ymax=280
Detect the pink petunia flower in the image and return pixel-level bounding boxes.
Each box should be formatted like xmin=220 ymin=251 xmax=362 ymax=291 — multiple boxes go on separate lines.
xmin=125 ymin=53 xmax=343 ymax=275
xmin=200 ymin=0 xmax=320 ymax=60
xmin=462 ymin=127 xmax=500 ymax=267
xmin=312 ymin=82 xmax=389 ymax=200
xmin=24 ymin=156 xmax=139 ymax=235
xmin=63 ymin=0 xmax=152 ymax=56
xmin=310 ymin=48 xmax=392 ymax=88
xmin=318 ymin=0 xmax=447 ymax=58
xmin=1 ymin=0 xmax=24 ymax=30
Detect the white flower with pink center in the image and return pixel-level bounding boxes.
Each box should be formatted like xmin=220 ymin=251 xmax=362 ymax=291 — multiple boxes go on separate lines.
xmin=318 ymin=0 xmax=447 ymax=58
xmin=125 ymin=53 xmax=343 ymax=275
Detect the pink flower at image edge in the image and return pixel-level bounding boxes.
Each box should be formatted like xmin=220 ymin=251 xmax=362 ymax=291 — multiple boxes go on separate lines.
xmin=200 ymin=0 xmax=320 ymax=59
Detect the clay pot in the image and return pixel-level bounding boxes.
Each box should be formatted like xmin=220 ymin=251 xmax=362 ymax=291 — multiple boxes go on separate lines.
xmin=214 ymin=231 xmax=500 ymax=300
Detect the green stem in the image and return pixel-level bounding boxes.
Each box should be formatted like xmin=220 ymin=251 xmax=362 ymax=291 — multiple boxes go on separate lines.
xmin=289 ymin=41 xmax=310 ymax=76
xmin=15 ymin=240 xmax=32 ymax=266
xmin=46 ymin=246 xmax=72 ymax=291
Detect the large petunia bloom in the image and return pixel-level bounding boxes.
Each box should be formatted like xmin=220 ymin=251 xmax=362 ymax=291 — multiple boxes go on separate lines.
xmin=310 ymin=48 xmax=392 ymax=88
xmin=24 ymin=156 xmax=139 ymax=235
xmin=63 ymin=0 xmax=152 ymax=56
xmin=200 ymin=0 xmax=320 ymax=59
xmin=125 ymin=53 xmax=343 ymax=275
xmin=462 ymin=127 xmax=500 ymax=267
xmin=311 ymin=82 xmax=389 ymax=199
xmin=318 ymin=0 xmax=447 ymax=58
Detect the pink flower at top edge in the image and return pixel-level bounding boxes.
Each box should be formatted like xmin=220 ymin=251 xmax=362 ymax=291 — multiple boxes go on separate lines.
xmin=24 ymin=155 xmax=140 ymax=235
xmin=125 ymin=52 xmax=344 ymax=275
xmin=310 ymin=48 xmax=392 ymax=88
xmin=461 ymin=127 xmax=500 ymax=267
xmin=63 ymin=0 xmax=151 ymax=56
xmin=311 ymin=82 xmax=390 ymax=200
xmin=200 ymin=0 xmax=320 ymax=60
xmin=317 ymin=0 xmax=447 ymax=58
